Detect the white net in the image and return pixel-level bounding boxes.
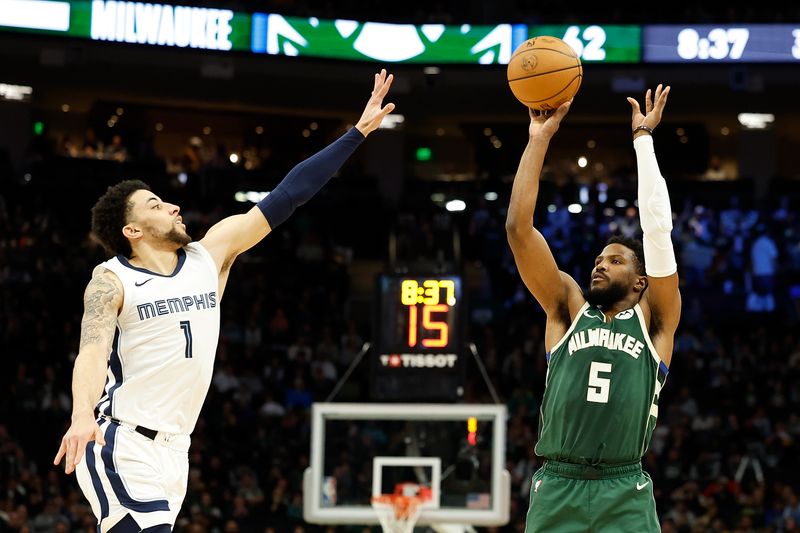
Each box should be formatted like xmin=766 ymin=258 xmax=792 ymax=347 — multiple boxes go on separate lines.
xmin=371 ymin=497 xmax=424 ymax=533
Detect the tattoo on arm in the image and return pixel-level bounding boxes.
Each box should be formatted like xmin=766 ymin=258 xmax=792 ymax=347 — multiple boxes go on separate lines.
xmin=79 ymin=270 xmax=120 ymax=351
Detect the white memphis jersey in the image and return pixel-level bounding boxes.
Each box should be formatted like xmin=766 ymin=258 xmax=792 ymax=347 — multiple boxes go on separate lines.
xmin=95 ymin=242 xmax=220 ymax=436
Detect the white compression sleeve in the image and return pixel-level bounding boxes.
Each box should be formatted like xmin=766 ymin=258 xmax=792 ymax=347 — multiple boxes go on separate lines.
xmin=634 ymin=135 xmax=678 ymax=277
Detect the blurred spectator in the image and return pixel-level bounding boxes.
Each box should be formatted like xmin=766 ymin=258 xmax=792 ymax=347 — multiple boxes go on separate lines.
xmin=104 ymin=134 xmax=128 ymax=162
xmin=183 ymin=136 xmax=204 ymax=174
xmin=748 ymin=224 xmax=779 ymax=312
xmin=82 ymin=127 xmax=102 ymax=157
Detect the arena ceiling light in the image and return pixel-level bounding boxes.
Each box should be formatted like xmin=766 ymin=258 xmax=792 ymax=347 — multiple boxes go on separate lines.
xmin=737 ymin=113 xmax=774 ymax=129
xmin=234 ymin=191 xmax=269 ymax=203
xmin=0 ymin=83 xmax=33 ymax=102
xmin=445 ymin=199 xmax=466 ymax=212
xmin=0 ymin=0 xmax=70 ymax=32
xmin=378 ymin=114 xmax=405 ymax=130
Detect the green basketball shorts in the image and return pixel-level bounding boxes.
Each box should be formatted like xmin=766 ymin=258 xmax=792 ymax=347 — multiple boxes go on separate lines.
xmin=524 ymin=460 xmax=660 ymax=533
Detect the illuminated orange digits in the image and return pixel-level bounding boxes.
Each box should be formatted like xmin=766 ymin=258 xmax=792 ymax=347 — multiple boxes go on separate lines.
xmin=422 ymin=305 xmax=449 ymax=347
xmin=408 ymin=305 xmax=418 ymax=347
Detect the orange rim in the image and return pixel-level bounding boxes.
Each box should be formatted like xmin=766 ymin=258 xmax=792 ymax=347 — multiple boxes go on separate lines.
xmin=371 ymin=495 xmax=425 ymax=519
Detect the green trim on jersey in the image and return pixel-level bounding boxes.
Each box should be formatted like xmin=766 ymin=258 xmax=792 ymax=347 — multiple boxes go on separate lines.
xmin=535 ymin=302 xmax=668 ymax=465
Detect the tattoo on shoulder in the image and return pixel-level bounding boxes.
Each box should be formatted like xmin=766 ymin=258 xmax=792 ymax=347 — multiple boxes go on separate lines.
xmin=79 ymin=268 xmax=121 ymax=350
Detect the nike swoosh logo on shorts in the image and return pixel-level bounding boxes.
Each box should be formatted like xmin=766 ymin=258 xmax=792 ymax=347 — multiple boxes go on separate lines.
xmin=135 ymin=278 xmax=154 ymax=287
xmin=636 ymin=481 xmax=649 ymax=490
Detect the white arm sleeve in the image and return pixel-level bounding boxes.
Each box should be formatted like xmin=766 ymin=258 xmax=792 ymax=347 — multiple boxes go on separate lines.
xmin=634 ymin=135 xmax=678 ymax=277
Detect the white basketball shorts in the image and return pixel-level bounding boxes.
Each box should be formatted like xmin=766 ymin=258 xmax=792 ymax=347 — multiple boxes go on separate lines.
xmin=75 ymin=417 xmax=190 ymax=532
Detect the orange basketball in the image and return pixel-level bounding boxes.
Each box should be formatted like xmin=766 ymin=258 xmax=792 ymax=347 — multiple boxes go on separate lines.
xmin=507 ymin=36 xmax=582 ymax=111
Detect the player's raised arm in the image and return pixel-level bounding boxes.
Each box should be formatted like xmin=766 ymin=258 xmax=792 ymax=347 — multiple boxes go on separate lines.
xmin=200 ymin=68 xmax=396 ymax=272
xmin=506 ymin=102 xmax=581 ymax=318
xmin=54 ymin=266 xmax=122 ymax=474
xmin=628 ymin=85 xmax=681 ymax=363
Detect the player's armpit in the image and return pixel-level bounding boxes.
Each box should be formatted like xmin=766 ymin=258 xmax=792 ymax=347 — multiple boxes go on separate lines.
xmin=199 ymin=207 xmax=271 ymax=272
xmin=79 ymin=267 xmax=123 ymax=352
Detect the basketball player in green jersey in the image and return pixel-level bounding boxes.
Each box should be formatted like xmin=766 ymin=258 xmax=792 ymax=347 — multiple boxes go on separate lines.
xmin=506 ymin=85 xmax=681 ymax=533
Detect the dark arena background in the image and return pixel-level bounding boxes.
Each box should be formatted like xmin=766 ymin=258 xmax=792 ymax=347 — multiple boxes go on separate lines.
xmin=2 ymin=1 xmax=800 ymax=532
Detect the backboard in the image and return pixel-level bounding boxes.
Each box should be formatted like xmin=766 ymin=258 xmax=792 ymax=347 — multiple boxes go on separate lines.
xmin=303 ymin=403 xmax=510 ymax=526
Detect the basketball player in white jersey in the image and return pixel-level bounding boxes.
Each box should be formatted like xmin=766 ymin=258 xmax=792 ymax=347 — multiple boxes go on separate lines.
xmin=53 ymin=70 xmax=396 ymax=532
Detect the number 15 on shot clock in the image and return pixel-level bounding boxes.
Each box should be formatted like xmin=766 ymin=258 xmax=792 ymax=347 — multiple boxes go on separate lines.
xmin=400 ymin=278 xmax=457 ymax=348
xmin=399 ymin=278 xmax=458 ymax=348
xmin=376 ymin=275 xmax=463 ymax=357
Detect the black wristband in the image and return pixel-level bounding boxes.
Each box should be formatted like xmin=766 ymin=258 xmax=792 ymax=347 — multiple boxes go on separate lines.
xmin=632 ymin=125 xmax=654 ymax=136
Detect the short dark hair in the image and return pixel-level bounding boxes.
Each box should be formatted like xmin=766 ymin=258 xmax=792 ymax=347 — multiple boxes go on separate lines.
xmin=91 ymin=179 xmax=150 ymax=257
xmin=605 ymin=235 xmax=646 ymax=276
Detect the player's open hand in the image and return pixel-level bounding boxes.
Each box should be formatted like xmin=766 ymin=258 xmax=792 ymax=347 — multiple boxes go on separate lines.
xmin=627 ymin=84 xmax=670 ymax=134
xmin=355 ymin=69 xmax=396 ymax=137
xmin=528 ymin=100 xmax=571 ymax=141
xmin=54 ymin=414 xmax=106 ymax=475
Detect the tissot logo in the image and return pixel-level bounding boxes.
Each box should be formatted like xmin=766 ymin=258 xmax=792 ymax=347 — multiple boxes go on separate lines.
xmin=90 ymin=0 xmax=234 ymax=50
xmin=380 ymin=353 xmax=458 ymax=368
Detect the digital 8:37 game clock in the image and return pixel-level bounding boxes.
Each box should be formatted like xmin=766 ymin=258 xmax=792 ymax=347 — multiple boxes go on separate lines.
xmin=372 ymin=275 xmax=465 ymax=400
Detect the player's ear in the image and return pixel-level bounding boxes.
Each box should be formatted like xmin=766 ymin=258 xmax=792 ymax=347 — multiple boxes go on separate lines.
xmin=122 ymin=224 xmax=142 ymax=241
xmin=634 ymin=275 xmax=648 ymax=294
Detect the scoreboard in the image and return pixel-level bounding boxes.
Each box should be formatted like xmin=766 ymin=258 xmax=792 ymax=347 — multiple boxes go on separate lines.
xmin=643 ymin=25 xmax=800 ymax=62
xmin=372 ymin=274 xmax=465 ymax=400
xmin=3 ymin=5 xmax=800 ymax=64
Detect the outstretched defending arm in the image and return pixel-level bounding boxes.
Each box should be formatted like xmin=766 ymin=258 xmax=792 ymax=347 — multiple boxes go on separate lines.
xmin=200 ymin=69 xmax=396 ymax=270
xmin=255 ymin=126 xmax=366 ymax=230
xmin=628 ymin=85 xmax=681 ymax=361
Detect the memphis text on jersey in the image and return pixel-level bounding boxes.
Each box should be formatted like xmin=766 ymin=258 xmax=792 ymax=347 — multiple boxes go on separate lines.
xmin=136 ymin=291 xmax=217 ymax=321
xmin=567 ymin=327 xmax=645 ymax=359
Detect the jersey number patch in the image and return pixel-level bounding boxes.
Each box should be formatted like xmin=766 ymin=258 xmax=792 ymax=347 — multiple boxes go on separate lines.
xmin=587 ymin=361 xmax=612 ymax=403
xmin=180 ymin=320 xmax=193 ymax=358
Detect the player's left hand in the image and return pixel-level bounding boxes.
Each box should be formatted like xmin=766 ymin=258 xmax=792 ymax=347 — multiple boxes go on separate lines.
xmin=355 ymin=69 xmax=396 ymax=137
xmin=627 ymin=84 xmax=670 ymax=133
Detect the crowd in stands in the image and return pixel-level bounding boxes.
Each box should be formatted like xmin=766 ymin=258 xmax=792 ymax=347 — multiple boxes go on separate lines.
xmin=1 ymin=138 xmax=800 ymax=533
xmin=57 ymin=129 xmax=129 ymax=163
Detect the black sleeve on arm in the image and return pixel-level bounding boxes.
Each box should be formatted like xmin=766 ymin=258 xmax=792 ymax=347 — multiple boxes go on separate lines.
xmin=257 ymin=127 xmax=365 ymax=228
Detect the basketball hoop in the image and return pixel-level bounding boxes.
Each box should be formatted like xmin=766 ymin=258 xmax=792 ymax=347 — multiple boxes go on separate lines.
xmin=371 ymin=484 xmax=432 ymax=533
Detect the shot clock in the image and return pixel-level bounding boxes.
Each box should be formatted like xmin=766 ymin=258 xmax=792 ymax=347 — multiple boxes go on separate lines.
xmin=372 ymin=274 xmax=465 ymax=400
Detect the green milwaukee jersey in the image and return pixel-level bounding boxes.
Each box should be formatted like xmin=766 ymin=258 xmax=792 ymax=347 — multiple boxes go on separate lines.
xmin=535 ymin=302 xmax=669 ymax=465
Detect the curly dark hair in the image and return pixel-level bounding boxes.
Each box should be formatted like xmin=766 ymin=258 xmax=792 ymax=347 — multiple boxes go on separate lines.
xmin=606 ymin=235 xmax=646 ymax=276
xmin=91 ymin=180 xmax=150 ymax=257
